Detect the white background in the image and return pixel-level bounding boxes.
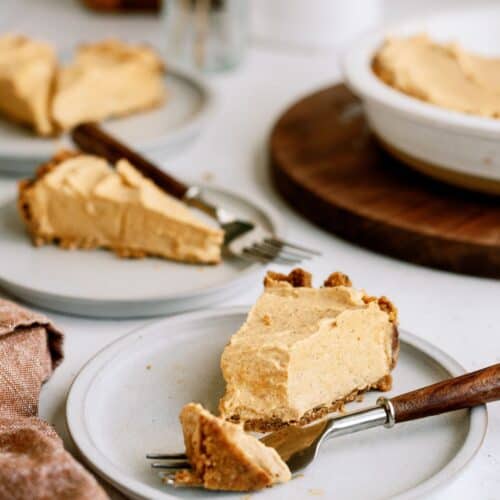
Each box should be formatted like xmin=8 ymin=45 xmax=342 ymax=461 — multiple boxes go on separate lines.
xmin=0 ymin=1 xmax=499 ymax=498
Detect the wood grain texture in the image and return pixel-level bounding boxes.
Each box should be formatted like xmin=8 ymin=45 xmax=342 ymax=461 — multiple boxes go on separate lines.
xmin=270 ymin=84 xmax=500 ymax=278
xmin=72 ymin=124 xmax=189 ymax=199
xmin=390 ymin=364 xmax=500 ymax=423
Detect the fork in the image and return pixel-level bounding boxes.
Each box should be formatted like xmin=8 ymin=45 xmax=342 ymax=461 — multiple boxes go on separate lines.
xmin=146 ymin=363 xmax=500 ymax=485
xmin=71 ymin=124 xmax=320 ymax=265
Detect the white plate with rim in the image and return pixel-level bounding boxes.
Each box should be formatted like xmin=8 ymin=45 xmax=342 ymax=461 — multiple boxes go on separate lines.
xmin=0 ymin=186 xmax=284 ymax=318
xmin=343 ymin=4 xmax=500 ymax=194
xmin=66 ymin=306 xmax=487 ymax=500
xmin=0 ymin=63 xmax=214 ymax=176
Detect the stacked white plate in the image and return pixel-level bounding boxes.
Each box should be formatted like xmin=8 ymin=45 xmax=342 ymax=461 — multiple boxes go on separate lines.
xmin=0 ymin=64 xmax=214 ymax=175
xmin=66 ymin=307 xmax=488 ymax=500
xmin=0 ymin=186 xmax=284 ymax=318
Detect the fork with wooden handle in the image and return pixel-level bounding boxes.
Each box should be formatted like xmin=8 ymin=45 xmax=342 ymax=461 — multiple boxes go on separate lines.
xmin=147 ymin=363 xmax=500 ymax=483
xmin=71 ymin=123 xmax=320 ymax=265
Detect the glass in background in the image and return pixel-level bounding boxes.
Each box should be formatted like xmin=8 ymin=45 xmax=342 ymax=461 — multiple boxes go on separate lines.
xmin=250 ymin=0 xmax=382 ymax=50
xmin=162 ymin=0 xmax=248 ymax=72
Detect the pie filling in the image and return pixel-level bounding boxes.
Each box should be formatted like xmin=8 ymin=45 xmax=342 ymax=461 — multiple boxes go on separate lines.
xmin=52 ymin=39 xmax=166 ymax=130
xmin=18 ymin=151 xmax=224 ymax=264
xmin=0 ymin=34 xmax=56 ymax=135
xmin=0 ymin=35 xmax=166 ymax=135
xmin=219 ymin=269 xmax=399 ymax=431
xmin=374 ymin=34 xmax=500 ymax=118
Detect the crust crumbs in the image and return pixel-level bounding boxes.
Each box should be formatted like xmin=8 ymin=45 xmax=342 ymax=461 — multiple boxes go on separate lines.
xmin=378 ymin=296 xmax=398 ymax=322
xmin=264 ymin=268 xmax=351 ymax=289
xmin=363 ymin=294 xmax=398 ymax=323
xmin=263 ymin=268 xmax=312 ymax=288
xmin=170 ymin=470 xmax=201 ymax=487
xmin=323 ymin=272 xmax=352 ymax=287
xmin=375 ymin=374 xmax=393 ymax=392
xmin=228 ymin=374 xmax=393 ymax=432
xmin=114 ymin=247 xmax=147 ymax=259
xmin=261 ymin=314 xmax=272 ymax=326
xmin=391 ymin=325 xmax=400 ymax=369
xmin=363 ymin=294 xmax=400 ymax=368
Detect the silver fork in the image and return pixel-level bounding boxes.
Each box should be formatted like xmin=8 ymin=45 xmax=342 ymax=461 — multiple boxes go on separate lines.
xmin=146 ymin=398 xmax=395 ymax=485
xmin=146 ymin=363 xmax=500 ymax=486
xmin=72 ymin=124 xmax=320 ymax=265
xmin=183 ymin=185 xmax=320 ymax=264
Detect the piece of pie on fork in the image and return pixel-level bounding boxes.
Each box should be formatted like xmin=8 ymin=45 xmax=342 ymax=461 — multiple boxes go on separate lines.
xmin=173 ymin=403 xmax=291 ymax=491
xmin=149 ymin=268 xmax=399 ymax=492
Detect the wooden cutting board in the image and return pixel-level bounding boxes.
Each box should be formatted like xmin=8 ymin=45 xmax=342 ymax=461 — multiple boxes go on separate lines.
xmin=270 ymin=84 xmax=500 ymax=278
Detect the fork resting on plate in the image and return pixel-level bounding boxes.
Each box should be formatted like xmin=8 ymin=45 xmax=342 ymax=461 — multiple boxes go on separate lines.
xmin=146 ymin=363 xmax=500 ymax=486
xmin=71 ymin=124 xmax=320 ymax=265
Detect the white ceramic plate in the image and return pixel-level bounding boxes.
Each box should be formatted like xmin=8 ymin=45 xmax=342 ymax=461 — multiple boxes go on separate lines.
xmin=66 ymin=307 xmax=487 ymax=500
xmin=0 ymin=64 xmax=214 ymax=175
xmin=343 ymin=4 xmax=500 ymax=193
xmin=0 ymin=187 xmax=283 ymax=318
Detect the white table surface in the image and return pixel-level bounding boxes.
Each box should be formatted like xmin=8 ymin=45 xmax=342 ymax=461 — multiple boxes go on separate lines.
xmin=0 ymin=1 xmax=499 ymax=499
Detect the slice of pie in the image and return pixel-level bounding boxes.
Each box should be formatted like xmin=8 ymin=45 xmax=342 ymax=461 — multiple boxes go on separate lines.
xmin=175 ymin=403 xmax=290 ymax=491
xmin=0 ymin=34 xmax=57 ymax=135
xmin=219 ymin=269 xmax=399 ymax=431
xmin=52 ymin=39 xmax=165 ymax=130
xmin=18 ymin=151 xmax=224 ymax=264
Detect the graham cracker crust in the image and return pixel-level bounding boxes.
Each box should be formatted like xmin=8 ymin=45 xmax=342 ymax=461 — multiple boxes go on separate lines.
xmin=176 ymin=409 xmax=276 ymax=491
xmin=323 ymin=271 xmax=352 ymax=287
xmin=229 ymin=374 xmax=393 ymax=432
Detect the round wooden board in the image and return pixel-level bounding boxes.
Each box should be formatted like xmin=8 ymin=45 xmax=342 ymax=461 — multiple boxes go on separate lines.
xmin=270 ymin=84 xmax=500 ymax=279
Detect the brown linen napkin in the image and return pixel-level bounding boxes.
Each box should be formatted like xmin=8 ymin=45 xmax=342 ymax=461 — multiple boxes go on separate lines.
xmin=0 ymin=299 xmax=107 ymax=500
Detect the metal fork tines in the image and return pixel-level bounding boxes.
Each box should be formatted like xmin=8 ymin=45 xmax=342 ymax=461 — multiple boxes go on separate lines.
xmin=146 ymin=453 xmax=191 ymax=487
xmin=147 ymin=452 xmax=189 ymax=470
xmin=185 ymin=187 xmax=321 ymax=264
xmin=145 ymin=401 xmax=394 ymax=480
xmin=244 ymin=239 xmax=321 ymax=265
xmin=146 ymin=453 xmax=191 ymax=469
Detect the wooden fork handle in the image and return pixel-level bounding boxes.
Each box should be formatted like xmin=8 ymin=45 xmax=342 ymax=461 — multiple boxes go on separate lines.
xmin=71 ymin=123 xmax=189 ymax=199
xmin=390 ymin=363 xmax=500 ymax=423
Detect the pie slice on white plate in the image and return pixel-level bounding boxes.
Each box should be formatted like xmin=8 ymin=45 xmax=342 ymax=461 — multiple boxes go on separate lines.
xmin=18 ymin=151 xmax=224 ymax=264
xmin=219 ymin=268 xmax=399 ymax=431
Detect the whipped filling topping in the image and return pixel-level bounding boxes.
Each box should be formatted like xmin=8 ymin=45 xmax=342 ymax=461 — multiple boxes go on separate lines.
xmin=374 ymin=34 xmax=500 ymax=117
xmin=220 ymin=276 xmax=397 ymax=425
xmin=52 ymin=39 xmax=166 ymax=129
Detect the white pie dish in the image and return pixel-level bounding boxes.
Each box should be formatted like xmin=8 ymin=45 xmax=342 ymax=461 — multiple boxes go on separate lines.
xmin=66 ymin=306 xmax=487 ymax=500
xmin=0 ymin=63 xmax=214 ymax=176
xmin=343 ymin=4 xmax=500 ymax=194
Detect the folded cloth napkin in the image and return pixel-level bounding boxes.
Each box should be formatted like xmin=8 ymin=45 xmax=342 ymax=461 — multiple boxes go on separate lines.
xmin=0 ymin=299 xmax=107 ymax=500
